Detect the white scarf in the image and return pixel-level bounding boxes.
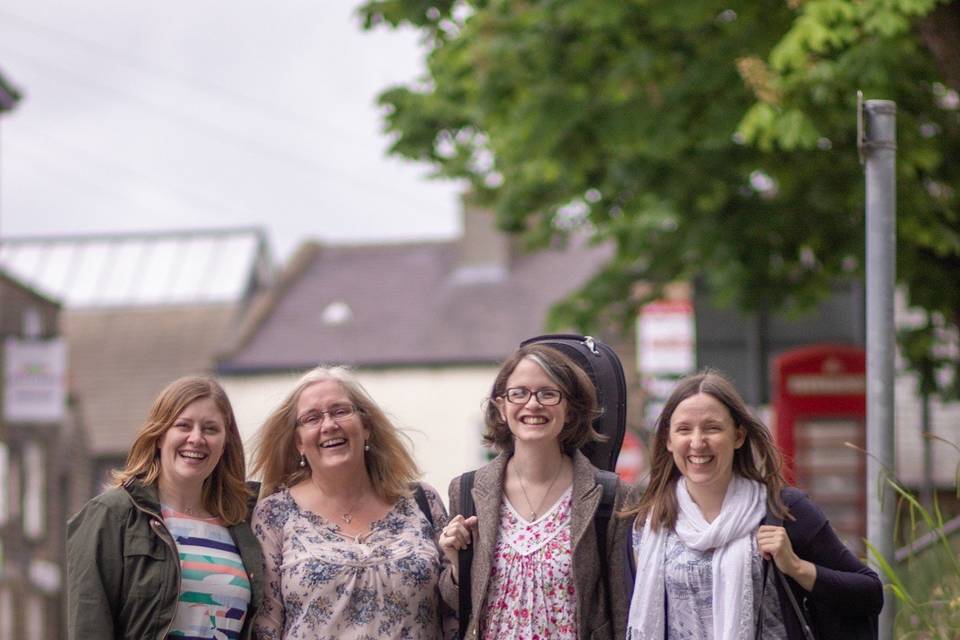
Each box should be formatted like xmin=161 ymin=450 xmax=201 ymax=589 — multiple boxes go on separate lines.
xmin=627 ymin=474 xmax=767 ymax=640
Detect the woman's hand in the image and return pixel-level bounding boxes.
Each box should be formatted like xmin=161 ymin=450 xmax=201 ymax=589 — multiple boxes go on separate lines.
xmin=756 ymin=524 xmax=817 ymax=592
xmin=439 ymin=514 xmax=478 ymax=582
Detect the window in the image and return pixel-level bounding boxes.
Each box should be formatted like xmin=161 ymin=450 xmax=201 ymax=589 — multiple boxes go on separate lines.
xmin=23 ymin=442 xmax=45 ymax=540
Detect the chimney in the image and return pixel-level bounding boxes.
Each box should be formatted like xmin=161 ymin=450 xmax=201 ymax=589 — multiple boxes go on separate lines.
xmin=455 ymin=195 xmax=513 ymax=283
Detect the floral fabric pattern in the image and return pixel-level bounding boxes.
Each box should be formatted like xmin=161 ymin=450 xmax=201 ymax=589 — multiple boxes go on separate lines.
xmin=252 ymin=483 xmax=454 ymax=640
xmin=481 ymin=487 xmax=577 ymax=640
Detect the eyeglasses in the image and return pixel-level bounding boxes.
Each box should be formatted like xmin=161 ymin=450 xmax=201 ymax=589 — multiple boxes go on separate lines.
xmin=296 ymin=404 xmax=358 ymax=428
xmin=502 ymin=387 xmax=564 ymax=406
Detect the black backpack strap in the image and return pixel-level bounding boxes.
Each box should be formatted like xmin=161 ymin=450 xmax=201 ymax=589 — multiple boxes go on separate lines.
xmin=411 ymin=482 xmax=434 ymax=529
xmin=774 ymin=563 xmax=817 ymax=640
xmin=761 ymin=512 xmax=817 ymax=640
xmin=458 ymin=470 xmax=477 ymax=640
xmin=623 ymin=514 xmax=637 ymax=602
xmin=755 ymin=558 xmax=772 ymax=640
xmin=594 ymin=470 xmax=618 ymax=621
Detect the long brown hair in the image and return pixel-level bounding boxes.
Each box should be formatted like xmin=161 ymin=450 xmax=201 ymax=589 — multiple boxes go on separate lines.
xmin=483 ymin=344 xmax=604 ymax=454
xmin=250 ymin=365 xmax=420 ymax=501
xmin=626 ymin=369 xmax=788 ymax=530
xmin=113 ymin=376 xmax=250 ymax=525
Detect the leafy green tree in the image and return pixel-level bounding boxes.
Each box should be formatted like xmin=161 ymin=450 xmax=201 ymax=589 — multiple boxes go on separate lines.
xmin=361 ymin=0 xmax=960 ymax=393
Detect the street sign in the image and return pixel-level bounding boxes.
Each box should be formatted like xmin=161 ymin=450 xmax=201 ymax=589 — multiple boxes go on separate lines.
xmin=2 ymin=338 xmax=67 ymax=423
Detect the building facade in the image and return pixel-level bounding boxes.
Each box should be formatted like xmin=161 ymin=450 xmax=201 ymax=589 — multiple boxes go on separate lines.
xmin=0 ymin=269 xmax=86 ymax=640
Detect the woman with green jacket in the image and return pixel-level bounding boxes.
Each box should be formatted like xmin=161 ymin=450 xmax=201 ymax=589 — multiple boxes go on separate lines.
xmin=66 ymin=376 xmax=263 ymax=640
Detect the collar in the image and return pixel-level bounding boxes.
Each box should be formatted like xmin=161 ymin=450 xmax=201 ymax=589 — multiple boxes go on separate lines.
xmin=472 ymin=449 xmax=600 ymax=501
xmin=122 ymin=478 xmax=163 ymax=515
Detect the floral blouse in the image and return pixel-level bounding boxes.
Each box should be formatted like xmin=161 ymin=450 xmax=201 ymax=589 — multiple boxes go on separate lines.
xmin=481 ymin=487 xmax=577 ymax=640
xmin=252 ymin=483 xmax=455 ymax=640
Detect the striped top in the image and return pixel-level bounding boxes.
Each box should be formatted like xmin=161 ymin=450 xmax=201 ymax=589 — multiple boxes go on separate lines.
xmin=162 ymin=507 xmax=252 ymax=639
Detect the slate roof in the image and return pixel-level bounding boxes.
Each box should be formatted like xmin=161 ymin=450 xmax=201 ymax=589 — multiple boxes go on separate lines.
xmin=63 ymin=304 xmax=239 ymax=456
xmin=219 ymin=237 xmax=612 ymax=372
xmin=0 ymin=266 xmax=60 ymax=311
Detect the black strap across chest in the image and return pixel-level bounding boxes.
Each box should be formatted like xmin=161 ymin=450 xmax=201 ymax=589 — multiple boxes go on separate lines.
xmin=456 ymin=468 xmax=616 ymax=638
xmin=411 ymin=482 xmax=434 ymax=528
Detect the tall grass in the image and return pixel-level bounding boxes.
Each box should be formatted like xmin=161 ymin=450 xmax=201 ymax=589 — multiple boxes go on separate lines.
xmin=865 ymin=436 xmax=960 ymax=639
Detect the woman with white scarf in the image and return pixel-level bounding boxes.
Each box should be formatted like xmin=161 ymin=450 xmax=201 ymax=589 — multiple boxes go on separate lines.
xmin=625 ymin=370 xmax=882 ymax=640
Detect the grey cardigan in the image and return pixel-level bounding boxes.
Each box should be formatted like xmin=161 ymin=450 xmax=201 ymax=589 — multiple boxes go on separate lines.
xmin=440 ymin=450 xmax=636 ymax=640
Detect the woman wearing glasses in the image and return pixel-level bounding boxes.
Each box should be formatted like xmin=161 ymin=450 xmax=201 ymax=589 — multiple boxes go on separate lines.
xmin=249 ymin=365 xmax=454 ymax=639
xmin=438 ymin=344 xmax=634 ymax=640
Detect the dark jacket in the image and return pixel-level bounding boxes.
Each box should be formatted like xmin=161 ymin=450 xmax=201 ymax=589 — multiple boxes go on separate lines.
xmin=440 ymin=451 xmax=637 ymax=640
xmin=66 ymin=480 xmax=264 ymax=640
xmin=623 ymin=487 xmax=882 ymax=640
xmin=775 ymin=487 xmax=883 ymax=640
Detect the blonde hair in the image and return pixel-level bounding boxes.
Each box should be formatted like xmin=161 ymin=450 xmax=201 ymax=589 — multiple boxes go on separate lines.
xmin=113 ymin=376 xmax=250 ymax=525
xmin=250 ymin=365 xmax=420 ymax=500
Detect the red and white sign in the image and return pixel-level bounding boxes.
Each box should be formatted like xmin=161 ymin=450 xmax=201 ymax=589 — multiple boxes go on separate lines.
xmin=637 ymin=300 xmax=695 ymax=375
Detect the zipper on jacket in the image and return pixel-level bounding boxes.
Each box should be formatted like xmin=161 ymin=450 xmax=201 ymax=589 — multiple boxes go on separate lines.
xmin=133 ymin=501 xmax=182 ymax=639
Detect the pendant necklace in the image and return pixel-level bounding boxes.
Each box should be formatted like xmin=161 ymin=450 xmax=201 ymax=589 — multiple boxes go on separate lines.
xmin=514 ymin=457 xmax=564 ymax=521
xmin=159 ymin=490 xmax=198 ymax=517
xmin=312 ymin=476 xmax=366 ymax=524
xmin=339 ymin=493 xmax=365 ymax=524
xmin=162 ymin=503 xmax=196 ymax=515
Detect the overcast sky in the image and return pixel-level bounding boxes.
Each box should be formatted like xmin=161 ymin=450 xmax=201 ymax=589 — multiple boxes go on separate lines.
xmin=0 ymin=0 xmax=462 ymax=263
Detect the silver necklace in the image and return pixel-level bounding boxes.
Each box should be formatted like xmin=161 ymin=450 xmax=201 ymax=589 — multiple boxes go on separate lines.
xmin=163 ymin=503 xmax=196 ymax=515
xmin=159 ymin=492 xmax=199 ymax=516
xmin=514 ymin=457 xmax=564 ymax=521
xmin=338 ymin=493 xmax=365 ymax=524
xmin=312 ymin=478 xmax=366 ymax=523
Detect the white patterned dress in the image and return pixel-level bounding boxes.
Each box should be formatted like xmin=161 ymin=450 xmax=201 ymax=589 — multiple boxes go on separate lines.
xmin=481 ymin=487 xmax=577 ymax=640
xmin=252 ymin=484 xmax=455 ymax=640
xmin=632 ymin=527 xmax=787 ymax=639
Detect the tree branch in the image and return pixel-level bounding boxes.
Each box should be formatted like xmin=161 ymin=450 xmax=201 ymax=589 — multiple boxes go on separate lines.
xmin=917 ymin=0 xmax=960 ymax=91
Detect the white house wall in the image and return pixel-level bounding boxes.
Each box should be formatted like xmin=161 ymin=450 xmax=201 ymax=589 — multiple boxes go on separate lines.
xmin=895 ymin=371 xmax=960 ymax=487
xmin=221 ymin=366 xmax=496 ymax=503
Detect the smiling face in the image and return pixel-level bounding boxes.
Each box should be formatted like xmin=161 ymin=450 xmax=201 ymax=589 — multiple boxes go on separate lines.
xmin=295 ymin=379 xmax=369 ymax=474
xmin=666 ymin=392 xmax=746 ymax=497
xmin=494 ymin=357 xmax=568 ymax=448
xmin=157 ymin=396 xmax=227 ymax=491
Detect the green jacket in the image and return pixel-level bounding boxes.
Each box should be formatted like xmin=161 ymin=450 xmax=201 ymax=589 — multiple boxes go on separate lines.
xmin=66 ymin=480 xmax=264 ymax=640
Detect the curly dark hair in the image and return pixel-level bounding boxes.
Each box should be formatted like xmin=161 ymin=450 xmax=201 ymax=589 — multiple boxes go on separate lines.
xmin=483 ymin=344 xmax=604 ymax=454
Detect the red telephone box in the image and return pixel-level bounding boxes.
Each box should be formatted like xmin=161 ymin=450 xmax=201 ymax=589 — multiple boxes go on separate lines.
xmin=772 ymin=344 xmax=867 ymax=551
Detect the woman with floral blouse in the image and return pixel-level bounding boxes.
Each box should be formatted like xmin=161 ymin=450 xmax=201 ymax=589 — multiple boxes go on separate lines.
xmin=438 ymin=344 xmax=635 ymax=639
xmin=249 ymin=365 xmax=455 ymax=640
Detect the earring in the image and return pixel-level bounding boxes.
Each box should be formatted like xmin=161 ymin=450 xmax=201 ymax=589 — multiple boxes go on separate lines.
xmin=299 ymin=453 xmax=306 ymax=467
xmin=364 ymin=441 xmax=370 ymax=452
